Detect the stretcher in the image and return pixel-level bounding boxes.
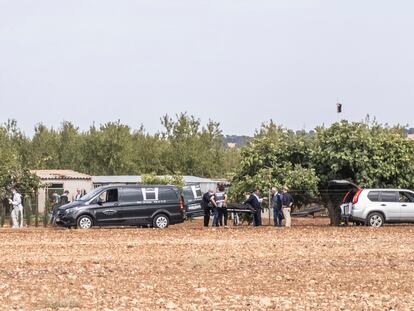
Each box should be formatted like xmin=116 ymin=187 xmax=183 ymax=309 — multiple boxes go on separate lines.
xmin=226 ymin=203 xmax=256 ymax=226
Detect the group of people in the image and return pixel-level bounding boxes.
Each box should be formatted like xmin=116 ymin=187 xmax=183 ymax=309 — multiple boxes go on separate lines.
xmin=6 ymin=187 xmax=85 ymax=229
xmin=202 ymin=185 xmax=294 ymax=228
xmin=202 ymin=183 xmax=229 ymax=228
xmin=52 ymin=188 xmax=84 ymax=205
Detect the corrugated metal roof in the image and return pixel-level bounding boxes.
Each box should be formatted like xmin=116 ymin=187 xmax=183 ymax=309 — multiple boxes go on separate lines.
xmin=92 ymin=176 xmax=141 ymax=184
xmin=92 ymin=175 xmax=218 ymax=184
xmin=32 ymin=170 xmax=92 ymax=180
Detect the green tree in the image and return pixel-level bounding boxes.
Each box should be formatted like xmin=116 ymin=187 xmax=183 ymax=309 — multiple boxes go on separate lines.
xmin=29 ymin=124 xmax=60 ymax=169
xmin=160 ymin=113 xmax=227 ymax=177
xmin=230 ymin=121 xmax=319 ymax=206
xmin=57 ymin=122 xmax=84 ymax=170
xmin=141 ymin=173 xmax=185 ymax=187
xmin=0 ymin=123 xmax=41 ymax=199
xmin=312 ymin=120 xmax=414 ymax=224
xmin=81 ymin=121 xmax=133 ymax=175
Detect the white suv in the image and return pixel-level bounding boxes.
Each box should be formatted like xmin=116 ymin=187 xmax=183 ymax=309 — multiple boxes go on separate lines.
xmin=341 ymin=188 xmax=414 ymax=227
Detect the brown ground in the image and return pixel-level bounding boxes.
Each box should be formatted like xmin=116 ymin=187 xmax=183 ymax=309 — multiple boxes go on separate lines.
xmin=0 ymin=217 xmax=414 ymax=311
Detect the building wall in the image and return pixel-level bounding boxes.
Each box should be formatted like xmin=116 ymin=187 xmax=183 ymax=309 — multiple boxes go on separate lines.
xmin=198 ymin=182 xmax=219 ymax=194
xmin=37 ymin=179 xmax=94 ymax=213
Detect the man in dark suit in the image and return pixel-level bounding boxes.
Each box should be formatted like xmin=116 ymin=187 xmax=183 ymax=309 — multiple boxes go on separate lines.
xmin=244 ymin=188 xmax=263 ymax=226
xmin=201 ymin=189 xmax=216 ymax=227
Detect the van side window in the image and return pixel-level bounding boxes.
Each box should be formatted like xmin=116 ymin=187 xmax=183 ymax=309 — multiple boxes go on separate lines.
xmin=143 ymin=188 xmax=158 ymax=201
xmin=399 ymin=192 xmax=413 ymax=203
xmin=380 ymin=191 xmax=397 ymax=202
xmin=159 ymin=188 xmax=178 ymax=201
xmin=99 ymin=189 xmax=118 ymax=203
xmin=121 ymin=188 xmax=143 ymax=203
xmin=367 ymin=191 xmax=380 ymax=202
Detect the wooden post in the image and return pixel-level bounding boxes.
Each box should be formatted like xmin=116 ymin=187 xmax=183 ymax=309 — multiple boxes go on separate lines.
xmin=268 ymin=188 xmax=271 ymax=226
xmin=0 ymin=201 xmax=4 ymax=227
xmin=25 ymin=195 xmax=32 ymax=226
xmin=35 ymin=195 xmax=39 ymax=228
xmin=43 ymin=188 xmax=48 ymax=227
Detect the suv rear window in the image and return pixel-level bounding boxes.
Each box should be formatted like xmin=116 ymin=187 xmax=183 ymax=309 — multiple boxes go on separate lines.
xmin=380 ymin=191 xmax=398 ymax=202
xmin=367 ymin=191 xmax=380 ymax=202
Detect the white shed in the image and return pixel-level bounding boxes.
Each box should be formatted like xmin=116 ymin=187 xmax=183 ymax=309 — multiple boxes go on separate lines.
xmin=31 ymin=170 xmax=94 ymax=212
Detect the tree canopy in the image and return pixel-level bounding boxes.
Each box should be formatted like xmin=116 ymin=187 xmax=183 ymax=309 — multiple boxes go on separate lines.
xmin=230 ymin=119 xmax=414 ymax=224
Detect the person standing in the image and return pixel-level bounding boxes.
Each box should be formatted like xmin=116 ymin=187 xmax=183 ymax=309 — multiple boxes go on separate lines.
xmin=271 ymin=187 xmax=283 ymax=227
xmin=244 ymin=188 xmax=263 ymax=226
xmin=9 ymin=188 xmax=24 ymax=228
xmin=73 ymin=188 xmax=82 ymax=201
xmin=214 ymin=184 xmax=228 ymax=228
xmin=60 ymin=190 xmax=70 ymax=205
xmin=202 ymin=189 xmax=215 ymax=227
xmin=281 ymin=186 xmax=294 ymax=227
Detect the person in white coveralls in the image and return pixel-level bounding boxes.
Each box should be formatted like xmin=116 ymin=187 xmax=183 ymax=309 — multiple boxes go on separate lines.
xmin=9 ymin=187 xmax=24 ymax=228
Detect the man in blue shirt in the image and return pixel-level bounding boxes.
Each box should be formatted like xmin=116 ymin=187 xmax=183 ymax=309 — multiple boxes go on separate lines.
xmin=271 ymin=187 xmax=283 ymax=227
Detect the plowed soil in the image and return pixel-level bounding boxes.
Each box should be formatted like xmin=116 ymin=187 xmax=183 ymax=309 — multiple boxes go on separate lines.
xmin=1 ymin=217 xmax=413 ymax=310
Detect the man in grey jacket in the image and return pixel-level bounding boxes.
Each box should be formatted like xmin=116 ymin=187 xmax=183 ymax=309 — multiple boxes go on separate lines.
xmin=9 ymin=188 xmax=24 ymax=228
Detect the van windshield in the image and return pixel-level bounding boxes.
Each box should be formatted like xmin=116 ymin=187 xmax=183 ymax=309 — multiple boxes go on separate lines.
xmin=77 ymin=187 xmax=103 ymax=202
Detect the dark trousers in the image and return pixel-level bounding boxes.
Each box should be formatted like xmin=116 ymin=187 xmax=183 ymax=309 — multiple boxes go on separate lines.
xmin=213 ymin=207 xmax=220 ymax=227
xmin=273 ymin=207 xmax=283 ymax=226
xmin=218 ymin=208 xmax=228 ymax=226
xmin=203 ymin=206 xmax=211 ymax=227
xmin=253 ymin=208 xmax=262 ymax=226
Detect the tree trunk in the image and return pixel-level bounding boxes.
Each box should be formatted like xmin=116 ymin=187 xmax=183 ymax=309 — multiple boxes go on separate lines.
xmin=327 ymin=202 xmax=342 ymax=226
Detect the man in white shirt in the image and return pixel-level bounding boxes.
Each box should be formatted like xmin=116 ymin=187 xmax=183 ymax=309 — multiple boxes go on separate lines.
xmin=74 ymin=188 xmax=82 ymax=201
xmin=9 ymin=188 xmax=24 ymax=228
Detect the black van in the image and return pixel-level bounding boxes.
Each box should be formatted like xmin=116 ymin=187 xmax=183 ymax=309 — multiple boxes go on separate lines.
xmin=55 ymin=185 xmax=185 ymax=229
xmin=182 ymin=184 xmax=204 ymax=219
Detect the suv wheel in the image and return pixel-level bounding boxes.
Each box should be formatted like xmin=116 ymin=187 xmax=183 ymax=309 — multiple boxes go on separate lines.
xmin=77 ymin=215 xmax=93 ymax=229
xmin=153 ymin=214 xmax=169 ymax=229
xmin=367 ymin=213 xmax=384 ymax=228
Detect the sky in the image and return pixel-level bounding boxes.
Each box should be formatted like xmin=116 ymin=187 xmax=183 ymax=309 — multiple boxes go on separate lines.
xmin=0 ymin=0 xmax=413 ymax=136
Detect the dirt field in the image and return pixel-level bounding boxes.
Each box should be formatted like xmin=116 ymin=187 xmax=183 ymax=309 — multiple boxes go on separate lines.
xmin=1 ymin=217 xmax=414 ymax=310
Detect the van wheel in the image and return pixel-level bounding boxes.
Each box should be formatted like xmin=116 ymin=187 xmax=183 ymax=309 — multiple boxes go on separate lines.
xmin=367 ymin=213 xmax=384 ymax=228
xmin=153 ymin=214 xmax=169 ymax=229
xmin=77 ymin=215 xmax=93 ymax=229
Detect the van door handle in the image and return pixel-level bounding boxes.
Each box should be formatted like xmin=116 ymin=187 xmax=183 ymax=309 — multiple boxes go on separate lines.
xmin=402 ymin=204 xmax=407 ymax=207
xmin=103 ymin=210 xmax=117 ymax=215
xmin=381 ymin=204 xmax=387 ymax=206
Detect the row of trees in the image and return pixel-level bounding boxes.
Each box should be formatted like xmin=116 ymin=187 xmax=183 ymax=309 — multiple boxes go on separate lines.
xmin=2 ymin=113 xmax=414 ymax=226
xmin=0 ymin=114 xmax=239 ymax=196
xmin=231 ymin=119 xmax=414 ymax=224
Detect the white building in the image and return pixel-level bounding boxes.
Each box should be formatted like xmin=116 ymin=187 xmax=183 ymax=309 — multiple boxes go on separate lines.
xmin=31 ymin=170 xmax=94 ymax=212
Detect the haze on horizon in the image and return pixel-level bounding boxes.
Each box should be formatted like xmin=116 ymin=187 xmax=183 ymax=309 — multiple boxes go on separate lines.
xmin=0 ymin=0 xmax=413 ymax=136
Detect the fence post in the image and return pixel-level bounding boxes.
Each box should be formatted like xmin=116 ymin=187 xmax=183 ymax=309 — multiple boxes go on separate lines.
xmin=35 ymin=197 xmax=39 ymax=227
xmin=43 ymin=200 xmax=48 ymax=227
xmin=25 ymin=195 xmax=32 ymax=227
xmin=0 ymin=202 xmax=4 ymax=227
